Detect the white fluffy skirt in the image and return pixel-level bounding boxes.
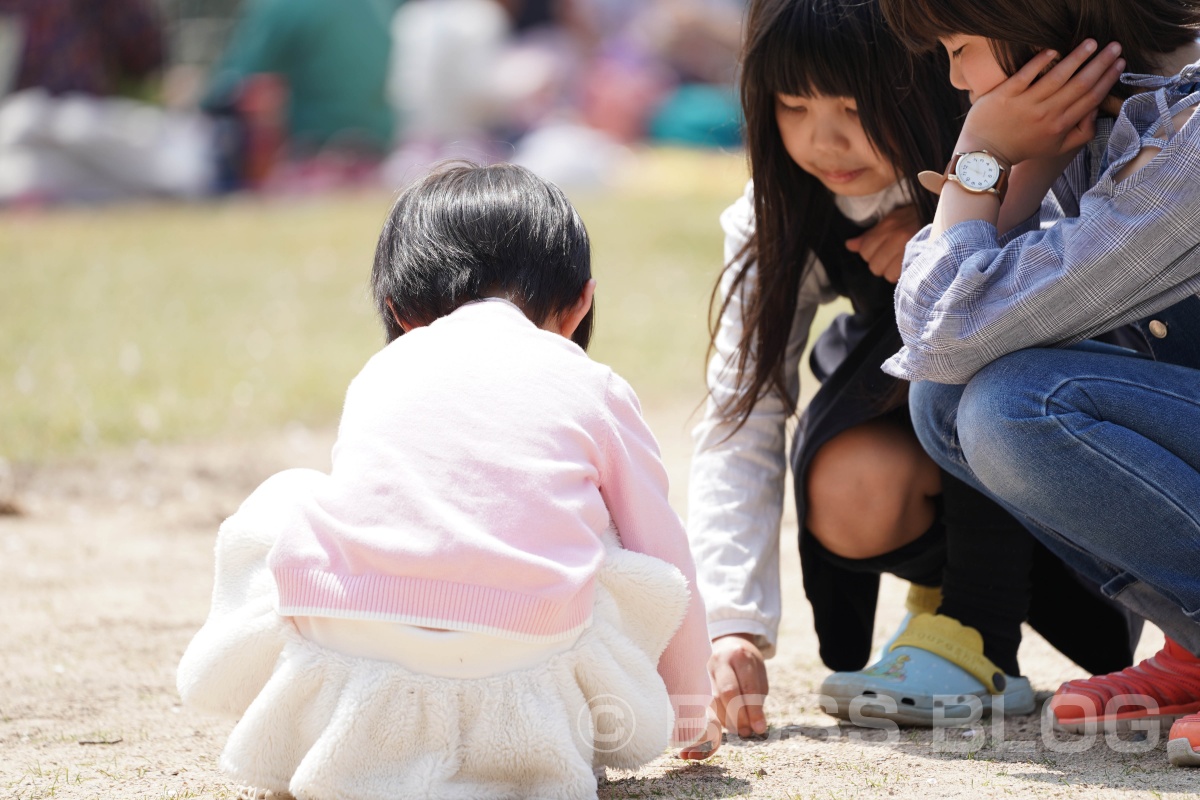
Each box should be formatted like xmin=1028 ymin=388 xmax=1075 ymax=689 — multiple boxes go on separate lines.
xmin=177 ymin=521 xmax=690 ymax=800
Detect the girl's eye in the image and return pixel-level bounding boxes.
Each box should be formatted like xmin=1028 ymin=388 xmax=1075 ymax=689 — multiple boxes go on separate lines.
xmin=950 ymin=45 xmax=965 ymax=59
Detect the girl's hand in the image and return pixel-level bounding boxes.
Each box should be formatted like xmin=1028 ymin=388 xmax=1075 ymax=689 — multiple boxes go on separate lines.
xmin=846 ymin=205 xmax=922 ymax=283
xmin=678 ymin=701 xmax=723 ymax=760
xmin=709 ymin=633 xmax=768 ymax=737
xmin=959 ymin=39 xmax=1125 ymax=165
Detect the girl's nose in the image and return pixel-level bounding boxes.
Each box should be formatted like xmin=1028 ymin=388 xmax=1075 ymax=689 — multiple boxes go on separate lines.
xmin=811 ymin=119 xmax=850 ymax=152
xmin=948 ymin=62 xmax=968 ymax=92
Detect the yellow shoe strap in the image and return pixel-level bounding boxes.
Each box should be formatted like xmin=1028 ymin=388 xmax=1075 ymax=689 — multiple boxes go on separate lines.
xmin=905 ymin=584 xmax=943 ymax=616
xmin=890 ymin=613 xmax=1006 ymax=694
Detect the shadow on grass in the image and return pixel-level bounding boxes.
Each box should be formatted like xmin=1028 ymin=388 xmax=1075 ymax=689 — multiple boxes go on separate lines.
xmin=600 ymin=761 xmax=751 ymax=799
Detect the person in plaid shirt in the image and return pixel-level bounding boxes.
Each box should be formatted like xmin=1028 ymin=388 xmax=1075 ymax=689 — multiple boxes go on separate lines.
xmin=880 ymin=0 xmax=1200 ymax=769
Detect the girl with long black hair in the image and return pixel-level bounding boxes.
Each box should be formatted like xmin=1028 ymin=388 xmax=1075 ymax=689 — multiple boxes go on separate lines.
xmin=688 ymin=0 xmax=1140 ymax=734
xmin=880 ymin=0 xmax=1200 ymax=765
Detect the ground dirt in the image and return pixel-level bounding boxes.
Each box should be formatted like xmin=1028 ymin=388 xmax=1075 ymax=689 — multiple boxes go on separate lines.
xmin=1 ymin=409 xmax=1193 ymax=799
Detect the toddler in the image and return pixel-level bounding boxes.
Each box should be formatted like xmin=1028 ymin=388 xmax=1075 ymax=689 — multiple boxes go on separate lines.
xmin=178 ymin=162 xmax=719 ymax=800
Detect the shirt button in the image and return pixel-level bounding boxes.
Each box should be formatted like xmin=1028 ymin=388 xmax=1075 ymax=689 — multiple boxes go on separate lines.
xmin=1149 ymin=320 xmax=1169 ymax=338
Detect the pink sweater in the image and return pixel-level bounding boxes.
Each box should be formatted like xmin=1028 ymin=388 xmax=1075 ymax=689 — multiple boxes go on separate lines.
xmin=266 ymin=299 xmax=712 ymax=715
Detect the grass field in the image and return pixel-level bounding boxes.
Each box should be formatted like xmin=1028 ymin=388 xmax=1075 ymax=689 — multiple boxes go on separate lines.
xmin=1 ymin=149 xmax=841 ymax=463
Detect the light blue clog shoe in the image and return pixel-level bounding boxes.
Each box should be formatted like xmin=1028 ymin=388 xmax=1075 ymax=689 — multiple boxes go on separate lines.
xmin=874 ymin=583 xmax=942 ymax=660
xmin=820 ymin=613 xmax=1035 ymax=727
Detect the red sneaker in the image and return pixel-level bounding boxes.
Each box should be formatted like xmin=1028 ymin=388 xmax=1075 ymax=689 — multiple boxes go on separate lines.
xmin=1049 ymin=639 xmax=1200 ymax=733
xmin=1169 ymin=713 xmax=1200 ymax=767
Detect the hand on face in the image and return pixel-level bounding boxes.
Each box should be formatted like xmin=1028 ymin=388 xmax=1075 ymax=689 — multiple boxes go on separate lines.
xmin=845 ymin=204 xmax=922 ymax=283
xmin=956 ymin=38 xmax=1126 ymax=165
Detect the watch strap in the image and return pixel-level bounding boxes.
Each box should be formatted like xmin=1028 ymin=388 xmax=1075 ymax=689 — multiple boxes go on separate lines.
xmin=918 ymin=169 xmax=948 ymax=196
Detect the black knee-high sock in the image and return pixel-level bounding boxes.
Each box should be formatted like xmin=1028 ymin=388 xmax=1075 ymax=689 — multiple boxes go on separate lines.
xmin=937 ymin=471 xmax=1032 ymax=676
xmin=864 ymin=520 xmax=945 ymax=589
xmin=1027 ymin=543 xmax=1142 ymax=675
xmin=815 ymin=515 xmax=946 ymax=589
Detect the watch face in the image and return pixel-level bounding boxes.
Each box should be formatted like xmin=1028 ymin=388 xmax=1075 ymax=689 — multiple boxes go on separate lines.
xmin=954 ymin=152 xmax=1001 ymax=191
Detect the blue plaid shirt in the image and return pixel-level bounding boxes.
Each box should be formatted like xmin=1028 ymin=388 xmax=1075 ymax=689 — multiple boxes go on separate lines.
xmin=884 ymin=62 xmax=1200 ymax=384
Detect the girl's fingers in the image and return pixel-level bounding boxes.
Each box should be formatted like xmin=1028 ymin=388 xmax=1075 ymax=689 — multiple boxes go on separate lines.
xmin=1053 ymin=43 xmax=1123 ymax=108
xmin=735 ymin=702 xmax=765 ymax=736
xmin=742 ymin=693 xmax=767 ymax=735
xmin=1027 ymin=39 xmax=1098 ymax=98
xmin=1006 ymin=47 xmax=1061 ymax=93
xmin=710 ymin=667 xmax=740 ymax=729
xmin=716 ymin=675 xmax=755 ymax=735
xmin=1061 ymin=118 xmax=1097 ymax=152
xmin=729 ymin=686 xmax=748 ymax=734
xmin=715 ymin=652 xmax=763 ymax=734
xmin=858 ymin=223 xmax=901 ymax=263
xmin=856 ymin=234 xmax=883 ymax=264
xmin=865 ymin=252 xmax=888 ymax=277
xmin=879 ymin=244 xmax=905 ymax=282
xmin=730 ymin=661 xmax=760 ymax=734
xmin=1062 ymin=58 xmax=1125 ymax=129
xmin=724 ymin=654 xmax=766 ymax=734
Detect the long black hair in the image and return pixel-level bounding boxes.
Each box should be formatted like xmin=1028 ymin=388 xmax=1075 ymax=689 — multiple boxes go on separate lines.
xmin=712 ymin=0 xmax=966 ymax=428
xmin=372 ymin=162 xmax=594 ymax=349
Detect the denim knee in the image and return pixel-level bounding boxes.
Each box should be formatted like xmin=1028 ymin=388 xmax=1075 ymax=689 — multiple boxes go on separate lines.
xmin=956 ymin=354 xmax=1046 ymax=504
xmin=908 ymin=379 xmax=967 ymax=470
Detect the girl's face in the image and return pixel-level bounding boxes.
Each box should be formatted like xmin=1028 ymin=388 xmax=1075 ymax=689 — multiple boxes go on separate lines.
xmin=940 ymin=35 xmax=1009 ymax=103
xmin=775 ymin=93 xmax=899 ymax=196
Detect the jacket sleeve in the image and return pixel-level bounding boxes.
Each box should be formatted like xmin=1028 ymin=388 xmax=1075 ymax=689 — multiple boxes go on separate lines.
xmin=685 ymin=186 xmax=833 ymax=657
xmin=885 ymin=97 xmax=1200 ymax=384
xmin=597 ymin=371 xmax=714 ymax=745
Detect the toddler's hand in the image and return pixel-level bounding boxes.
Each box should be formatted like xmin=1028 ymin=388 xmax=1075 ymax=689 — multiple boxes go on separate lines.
xmin=960 ymin=39 xmax=1125 ymax=165
xmin=846 ymin=205 xmax=922 ymax=283
xmin=678 ymin=701 xmax=723 ymax=760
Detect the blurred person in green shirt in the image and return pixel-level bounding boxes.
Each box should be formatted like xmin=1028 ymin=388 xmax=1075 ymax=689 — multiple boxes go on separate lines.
xmin=203 ymin=0 xmax=401 ymax=163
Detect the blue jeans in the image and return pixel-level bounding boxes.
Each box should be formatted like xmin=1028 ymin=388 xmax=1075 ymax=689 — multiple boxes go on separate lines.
xmin=910 ymin=343 xmax=1200 ymax=653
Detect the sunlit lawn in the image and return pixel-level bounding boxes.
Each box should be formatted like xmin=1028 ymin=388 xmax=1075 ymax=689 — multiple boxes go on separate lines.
xmin=2 ymin=149 xmax=840 ymax=463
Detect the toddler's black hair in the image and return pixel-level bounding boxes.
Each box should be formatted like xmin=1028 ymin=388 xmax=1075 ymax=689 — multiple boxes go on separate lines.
xmin=371 ymin=162 xmax=594 ymax=349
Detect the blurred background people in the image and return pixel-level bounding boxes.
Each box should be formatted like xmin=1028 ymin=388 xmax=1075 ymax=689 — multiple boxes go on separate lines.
xmin=386 ymin=0 xmax=743 ymax=187
xmin=0 ymin=0 xmax=213 ymax=203
xmin=0 ymin=0 xmax=165 ymax=97
xmin=202 ymin=0 xmax=401 ymax=191
xmin=0 ymin=0 xmax=744 ymax=203
xmin=386 ymin=0 xmax=509 ymax=175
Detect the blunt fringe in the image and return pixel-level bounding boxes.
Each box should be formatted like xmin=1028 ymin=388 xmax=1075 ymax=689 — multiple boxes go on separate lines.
xmin=712 ymin=0 xmax=966 ymax=429
xmin=371 ymin=162 xmax=593 ymax=349
xmin=881 ymin=0 xmax=1200 ymax=89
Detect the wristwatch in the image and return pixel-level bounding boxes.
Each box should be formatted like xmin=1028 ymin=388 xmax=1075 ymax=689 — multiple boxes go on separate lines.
xmin=917 ymin=150 xmax=1010 ymax=202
